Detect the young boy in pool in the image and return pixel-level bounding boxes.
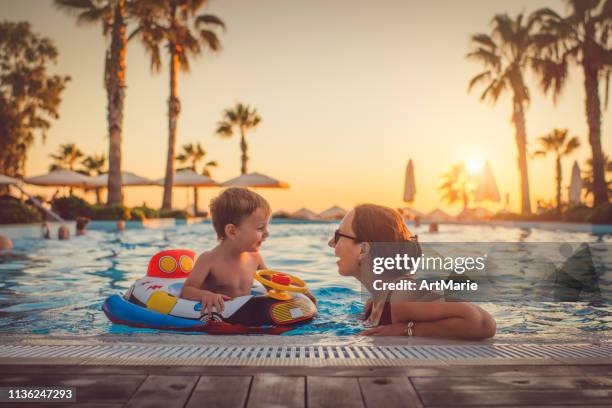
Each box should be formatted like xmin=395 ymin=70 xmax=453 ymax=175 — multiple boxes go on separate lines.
xmin=181 ymin=187 xmax=270 ymax=319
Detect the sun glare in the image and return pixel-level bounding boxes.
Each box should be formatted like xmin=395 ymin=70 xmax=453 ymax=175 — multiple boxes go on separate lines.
xmin=466 ymin=158 xmax=484 ymax=174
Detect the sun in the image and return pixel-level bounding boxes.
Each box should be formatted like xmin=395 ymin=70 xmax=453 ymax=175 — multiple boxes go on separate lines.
xmin=466 ymin=158 xmax=485 ymax=174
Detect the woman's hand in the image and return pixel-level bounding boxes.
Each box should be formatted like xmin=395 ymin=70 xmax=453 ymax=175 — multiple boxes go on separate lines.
xmin=200 ymin=291 xmax=230 ymax=320
xmin=363 ymin=299 xmax=372 ymax=319
xmin=358 ymin=323 xmax=407 ymax=336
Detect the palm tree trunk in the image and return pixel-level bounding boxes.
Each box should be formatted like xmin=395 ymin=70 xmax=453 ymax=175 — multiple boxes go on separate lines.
xmin=162 ymin=45 xmax=180 ymax=210
xmin=95 ymin=187 xmax=101 ymax=204
xmin=512 ymin=96 xmax=532 ymax=214
xmin=582 ymin=58 xmax=607 ymax=206
xmin=106 ymin=0 xmax=126 ymax=205
xmin=240 ymin=126 xmax=248 ymax=175
xmin=555 ymin=155 xmax=562 ymax=213
xmin=193 ymin=186 xmax=199 ymax=215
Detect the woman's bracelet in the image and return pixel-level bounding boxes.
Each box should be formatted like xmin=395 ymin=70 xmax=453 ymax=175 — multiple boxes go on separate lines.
xmin=404 ymin=321 xmax=415 ymax=337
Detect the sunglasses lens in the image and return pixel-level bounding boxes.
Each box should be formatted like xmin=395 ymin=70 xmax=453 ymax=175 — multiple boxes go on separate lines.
xmin=333 ymin=230 xmax=340 ymax=244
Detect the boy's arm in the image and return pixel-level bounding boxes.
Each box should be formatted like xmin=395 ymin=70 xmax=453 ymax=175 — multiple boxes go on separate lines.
xmin=180 ymin=252 xmax=212 ymax=300
xmin=181 ymin=252 xmax=229 ymax=318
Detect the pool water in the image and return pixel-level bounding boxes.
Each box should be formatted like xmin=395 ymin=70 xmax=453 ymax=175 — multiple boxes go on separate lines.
xmin=0 ymin=220 xmax=610 ymax=339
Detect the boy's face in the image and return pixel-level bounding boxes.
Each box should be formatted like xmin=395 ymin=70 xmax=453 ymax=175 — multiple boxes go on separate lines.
xmin=232 ymin=207 xmax=270 ymax=251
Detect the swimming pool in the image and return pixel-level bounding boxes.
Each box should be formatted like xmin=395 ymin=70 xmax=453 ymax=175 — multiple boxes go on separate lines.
xmin=0 ymin=220 xmax=610 ymax=339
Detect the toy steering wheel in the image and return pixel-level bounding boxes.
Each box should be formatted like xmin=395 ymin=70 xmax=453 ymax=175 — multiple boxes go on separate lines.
xmin=254 ymin=270 xmax=308 ymax=300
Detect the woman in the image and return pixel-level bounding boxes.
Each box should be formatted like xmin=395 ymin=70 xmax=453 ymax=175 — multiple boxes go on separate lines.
xmin=329 ymin=204 xmax=496 ymax=339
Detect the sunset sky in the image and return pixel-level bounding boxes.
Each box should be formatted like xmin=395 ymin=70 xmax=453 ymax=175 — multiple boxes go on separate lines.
xmin=2 ymin=0 xmax=610 ymax=214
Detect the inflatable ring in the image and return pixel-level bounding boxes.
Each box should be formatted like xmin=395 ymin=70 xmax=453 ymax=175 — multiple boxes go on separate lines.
xmin=102 ymin=249 xmax=317 ymax=334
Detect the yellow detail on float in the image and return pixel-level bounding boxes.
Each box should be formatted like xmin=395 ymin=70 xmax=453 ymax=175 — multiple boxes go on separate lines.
xmin=159 ymin=256 xmax=177 ymax=274
xmin=146 ymin=291 xmax=177 ymax=314
xmin=270 ymin=298 xmax=314 ymax=324
xmin=179 ymin=255 xmax=194 ymax=273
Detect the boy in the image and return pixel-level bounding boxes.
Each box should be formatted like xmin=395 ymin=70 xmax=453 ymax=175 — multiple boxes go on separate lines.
xmin=181 ymin=187 xmax=270 ymax=319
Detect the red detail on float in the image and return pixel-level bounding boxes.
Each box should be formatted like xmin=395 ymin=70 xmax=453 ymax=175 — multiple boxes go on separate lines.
xmin=271 ymin=273 xmax=291 ymax=286
xmin=146 ymin=249 xmax=195 ymax=278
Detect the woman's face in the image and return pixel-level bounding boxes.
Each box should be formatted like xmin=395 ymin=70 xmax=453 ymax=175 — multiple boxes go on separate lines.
xmin=328 ymin=210 xmax=363 ymax=277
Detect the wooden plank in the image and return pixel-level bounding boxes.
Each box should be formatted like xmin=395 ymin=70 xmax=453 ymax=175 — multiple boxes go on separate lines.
xmin=247 ymin=375 xmax=304 ymax=408
xmin=0 ymin=373 xmax=145 ymax=404
xmin=412 ymin=375 xmax=612 ymax=390
xmin=307 ymin=376 xmax=364 ymax=408
xmin=419 ymin=389 xmax=612 ymax=406
xmin=359 ymin=377 xmax=422 ymax=408
xmin=1 ymin=364 xmax=611 ymax=378
xmin=186 ymin=376 xmax=251 ymax=408
xmin=126 ymin=375 xmax=198 ymax=408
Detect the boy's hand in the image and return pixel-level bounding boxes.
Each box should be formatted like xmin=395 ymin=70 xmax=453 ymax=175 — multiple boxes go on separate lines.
xmin=200 ymin=291 xmax=231 ymax=320
xmin=305 ymin=290 xmax=317 ymax=305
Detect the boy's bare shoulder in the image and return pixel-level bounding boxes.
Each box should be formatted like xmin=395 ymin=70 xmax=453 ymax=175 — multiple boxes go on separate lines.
xmin=194 ymin=250 xmax=217 ymax=266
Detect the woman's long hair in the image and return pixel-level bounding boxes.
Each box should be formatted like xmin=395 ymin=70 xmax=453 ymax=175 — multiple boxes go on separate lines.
xmin=352 ymin=204 xmax=412 ymax=242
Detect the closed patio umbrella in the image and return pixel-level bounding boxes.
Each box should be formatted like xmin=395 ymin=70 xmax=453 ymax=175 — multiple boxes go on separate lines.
xmin=403 ymin=159 xmax=416 ymax=203
xmin=568 ymin=160 xmax=583 ymax=205
xmin=221 ymin=172 xmax=289 ymax=188
xmin=475 ymin=161 xmax=500 ymax=203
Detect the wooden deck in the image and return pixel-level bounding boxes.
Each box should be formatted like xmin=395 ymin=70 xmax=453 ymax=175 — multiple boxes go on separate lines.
xmin=1 ymin=364 xmax=611 ymax=407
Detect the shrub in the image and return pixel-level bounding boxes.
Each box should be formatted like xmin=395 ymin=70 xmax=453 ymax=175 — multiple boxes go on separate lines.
xmin=0 ymin=200 xmax=42 ymax=224
xmin=159 ymin=209 xmax=188 ymax=219
xmin=131 ymin=204 xmax=159 ymax=219
xmin=90 ymin=204 xmax=131 ymax=220
xmin=130 ymin=208 xmax=145 ymax=221
xmin=51 ymin=196 xmax=92 ymax=220
xmin=562 ymin=204 xmax=593 ymax=223
xmin=588 ymin=202 xmax=612 ymax=224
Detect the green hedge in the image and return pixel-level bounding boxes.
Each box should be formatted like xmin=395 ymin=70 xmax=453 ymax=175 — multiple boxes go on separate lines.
xmin=51 ymin=196 xmax=92 ymax=220
xmin=131 ymin=205 xmax=159 ymax=220
xmin=159 ymin=209 xmax=188 ymax=219
xmin=0 ymin=199 xmax=42 ymax=224
xmin=589 ymin=202 xmax=612 ymax=224
xmin=90 ymin=204 xmax=131 ymax=220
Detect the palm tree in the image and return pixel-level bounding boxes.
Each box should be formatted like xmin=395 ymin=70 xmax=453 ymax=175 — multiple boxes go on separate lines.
xmin=176 ymin=142 xmax=217 ymax=214
xmin=533 ymin=129 xmax=580 ymax=212
xmin=49 ymin=143 xmax=84 ymax=171
xmin=439 ymin=163 xmax=473 ymax=210
xmin=467 ymin=13 xmax=539 ymax=215
xmin=80 ymin=154 xmax=107 ymax=203
xmin=531 ymin=0 xmax=611 ymax=206
xmin=583 ymin=154 xmax=612 ymax=201
xmin=132 ymin=0 xmax=225 ymax=210
xmin=215 ymin=103 xmax=261 ymax=175
xmin=0 ymin=21 xmax=70 ymax=190
xmin=54 ymin=0 xmax=128 ymax=205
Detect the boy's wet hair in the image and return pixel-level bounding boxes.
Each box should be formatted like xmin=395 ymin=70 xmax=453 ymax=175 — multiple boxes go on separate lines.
xmin=210 ymin=187 xmax=271 ymax=239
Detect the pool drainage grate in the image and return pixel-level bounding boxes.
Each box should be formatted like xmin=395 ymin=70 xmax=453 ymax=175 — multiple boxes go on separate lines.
xmin=0 ymin=343 xmax=610 ymax=366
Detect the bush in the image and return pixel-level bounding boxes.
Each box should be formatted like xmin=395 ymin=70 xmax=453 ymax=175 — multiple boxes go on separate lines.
xmin=51 ymin=196 xmax=92 ymax=220
xmin=0 ymin=200 xmax=42 ymax=224
xmin=588 ymin=202 xmax=612 ymax=224
xmin=562 ymin=204 xmax=593 ymax=223
xmin=90 ymin=204 xmax=131 ymax=220
xmin=131 ymin=204 xmax=159 ymax=219
xmin=159 ymin=209 xmax=188 ymax=219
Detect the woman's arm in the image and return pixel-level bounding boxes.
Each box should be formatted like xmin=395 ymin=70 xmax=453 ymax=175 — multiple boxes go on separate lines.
xmin=361 ymin=301 xmax=496 ymax=339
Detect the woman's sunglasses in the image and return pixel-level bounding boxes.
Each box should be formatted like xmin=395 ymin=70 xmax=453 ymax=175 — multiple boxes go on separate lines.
xmin=333 ymin=229 xmax=357 ymax=244
xmin=332 ymin=229 xmax=420 ymax=247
